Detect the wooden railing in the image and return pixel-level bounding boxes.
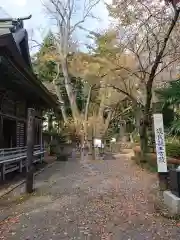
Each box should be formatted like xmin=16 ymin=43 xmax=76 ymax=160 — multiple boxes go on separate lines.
xmin=0 ymin=145 xmax=45 ymax=181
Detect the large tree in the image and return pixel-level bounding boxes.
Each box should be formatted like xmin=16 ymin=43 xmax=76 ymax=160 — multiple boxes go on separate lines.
xmin=32 ymin=33 xmax=85 ymax=122
xmin=69 ymin=32 xmax=137 ymax=141
xmin=106 ymin=0 xmax=180 ymax=156
xmin=87 ymin=29 xmax=144 ymax=130
xmin=42 ymin=0 xmax=100 ymax=121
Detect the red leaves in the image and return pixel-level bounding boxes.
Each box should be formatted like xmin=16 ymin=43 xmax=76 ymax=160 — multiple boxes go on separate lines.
xmin=0 ymin=215 xmax=20 ymax=239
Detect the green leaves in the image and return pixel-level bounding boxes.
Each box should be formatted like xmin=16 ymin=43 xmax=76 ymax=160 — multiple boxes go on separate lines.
xmin=32 ymin=32 xmax=57 ymax=82
xmin=157 ymin=79 xmax=180 ymax=134
xmin=32 ymin=33 xmax=86 ymax=118
xmin=157 ymin=80 xmax=180 ymax=106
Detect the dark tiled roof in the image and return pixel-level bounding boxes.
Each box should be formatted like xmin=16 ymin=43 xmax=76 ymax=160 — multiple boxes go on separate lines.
xmin=0 ymin=32 xmax=59 ymax=109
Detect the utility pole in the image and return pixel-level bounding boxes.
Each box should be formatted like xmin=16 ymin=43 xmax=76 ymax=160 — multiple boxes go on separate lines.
xmin=26 ymin=108 xmax=35 ymax=193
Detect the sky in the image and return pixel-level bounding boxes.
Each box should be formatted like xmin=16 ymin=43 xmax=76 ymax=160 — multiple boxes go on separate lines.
xmin=0 ymin=0 xmax=111 ymax=52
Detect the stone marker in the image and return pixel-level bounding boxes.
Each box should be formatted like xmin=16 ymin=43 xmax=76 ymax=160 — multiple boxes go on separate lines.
xmin=164 ymin=190 xmax=180 ymax=214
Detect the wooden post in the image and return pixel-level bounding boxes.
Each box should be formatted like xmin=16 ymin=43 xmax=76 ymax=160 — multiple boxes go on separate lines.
xmin=26 ymin=108 xmax=35 ymax=194
xmin=40 ymin=119 xmax=43 ymax=163
xmin=48 ymin=113 xmax=53 ymax=155
xmin=0 ymin=116 xmax=3 ymax=148
xmin=91 ymin=127 xmax=95 ymax=160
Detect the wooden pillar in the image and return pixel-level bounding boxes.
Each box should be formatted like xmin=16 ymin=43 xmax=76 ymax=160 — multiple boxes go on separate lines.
xmin=26 ymin=108 xmax=35 ymax=194
xmin=40 ymin=119 xmax=43 ymax=163
xmin=48 ymin=113 xmax=53 ymax=155
xmin=0 ymin=116 xmax=3 ymax=148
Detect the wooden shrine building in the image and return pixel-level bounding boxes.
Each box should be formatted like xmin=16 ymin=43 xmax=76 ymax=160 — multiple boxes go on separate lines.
xmin=0 ymin=16 xmax=59 ymax=180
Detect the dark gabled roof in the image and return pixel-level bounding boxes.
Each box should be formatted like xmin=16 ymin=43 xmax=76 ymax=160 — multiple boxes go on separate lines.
xmin=43 ymin=82 xmax=57 ymax=96
xmin=12 ymin=28 xmax=31 ymax=67
xmin=0 ymin=32 xmax=60 ymax=110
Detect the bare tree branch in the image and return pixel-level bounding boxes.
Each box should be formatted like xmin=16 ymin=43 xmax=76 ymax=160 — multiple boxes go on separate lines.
xmin=155 ymin=56 xmax=180 ymax=77
xmin=70 ymin=0 xmax=100 ymax=35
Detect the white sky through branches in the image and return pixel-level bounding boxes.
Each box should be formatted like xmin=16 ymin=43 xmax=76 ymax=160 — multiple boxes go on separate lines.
xmin=0 ymin=0 xmax=111 ymax=52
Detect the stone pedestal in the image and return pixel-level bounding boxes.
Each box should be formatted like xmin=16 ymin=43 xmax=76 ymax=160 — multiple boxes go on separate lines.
xmin=158 ymin=172 xmax=169 ymax=191
xmin=163 ymin=190 xmax=180 ymax=214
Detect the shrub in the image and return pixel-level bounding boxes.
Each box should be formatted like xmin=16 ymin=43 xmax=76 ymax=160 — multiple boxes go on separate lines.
xmin=49 ymin=140 xmax=57 ymax=155
xmin=166 ymin=142 xmax=180 ymax=158
xmin=132 ymin=132 xmax=140 ymax=143
xmin=166 ymin=135 xmax=180 ymax=144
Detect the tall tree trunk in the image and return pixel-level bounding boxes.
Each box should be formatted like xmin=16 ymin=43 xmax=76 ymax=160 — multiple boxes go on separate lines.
xmin=133 ymin=104 xmax=142 ymax=133
xmin=53 ymin=64 xmax=68 ymax=123
xmin=80 ymin=133 xmax=84 ymax=161
xmin=53 ymin=80 xmax=68 ymax=122
xmin=91 ymin=126 xmax=95 ymax=160
xmin=84 ymin=86 xmax=92 ymax=142
xmin=98 ymin=83 xmax=106 ymax=119
xmin=61 ymin=57 xmax=80 ymax=120
xmin=119 ymin=121 xmax=126 ymax=141
xmin=103 ymin=111 xmax=113 ymax=136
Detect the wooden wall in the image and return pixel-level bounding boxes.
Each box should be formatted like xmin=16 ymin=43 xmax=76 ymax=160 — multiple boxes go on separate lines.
xmin=0 ymin=88 xmax=43 ymax=148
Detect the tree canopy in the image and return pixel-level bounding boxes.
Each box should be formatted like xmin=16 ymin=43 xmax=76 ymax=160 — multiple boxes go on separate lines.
xmin=31 ymin=0 xmax=180 ymax=157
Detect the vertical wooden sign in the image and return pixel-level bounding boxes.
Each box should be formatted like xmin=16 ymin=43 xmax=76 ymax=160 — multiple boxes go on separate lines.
xmin=153 ymin=113 xmax=167 ymax=173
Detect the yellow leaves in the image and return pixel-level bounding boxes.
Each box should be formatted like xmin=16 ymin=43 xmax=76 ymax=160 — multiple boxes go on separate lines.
xmin=96 ymin=29 xmax=118 ymax=52
xmin=42 ymin=53 xmax=60 ymax=63
xmin=176 ymin=74 xmax=180 ymax=79
xmin=69 ymin=52 xmax=102 ymax=81
xmin=70 ymin=29 xmax=138 ymax=106
xmin=63 ymin=117 xmax=85 ymax=138
xmin=87 ymin=115 xmax=106 ymax=138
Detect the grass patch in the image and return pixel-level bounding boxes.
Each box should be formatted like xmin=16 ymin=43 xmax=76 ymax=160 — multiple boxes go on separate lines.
xmin=166 ymin=142 xmax=180 ymax=159
xmin=131 ymin=155 xmax=157 ymax=173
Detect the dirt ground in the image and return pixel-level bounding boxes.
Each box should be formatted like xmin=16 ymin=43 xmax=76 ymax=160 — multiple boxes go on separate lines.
xmin=0 ymin=152 xmax=180 ymax=240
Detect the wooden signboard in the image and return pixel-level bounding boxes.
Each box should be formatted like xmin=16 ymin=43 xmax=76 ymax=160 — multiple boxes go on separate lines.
xmin=153 ymin=113 xmax=167 ymax=173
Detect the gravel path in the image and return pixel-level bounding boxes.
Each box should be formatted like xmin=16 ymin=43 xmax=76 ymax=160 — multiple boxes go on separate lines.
xmin=0 ymin=153 xmax=180 ymax=239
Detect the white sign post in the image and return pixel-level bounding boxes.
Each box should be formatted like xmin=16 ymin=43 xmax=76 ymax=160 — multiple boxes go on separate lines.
xmin=94 ymin=138 xmax=102 ymax=148
xmin=153 ymin=113 xmax=167 ymax=173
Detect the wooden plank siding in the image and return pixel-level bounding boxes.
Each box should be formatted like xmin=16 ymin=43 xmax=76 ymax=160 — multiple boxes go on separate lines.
xmin=0 ymin=88 xmax=43 ymax=149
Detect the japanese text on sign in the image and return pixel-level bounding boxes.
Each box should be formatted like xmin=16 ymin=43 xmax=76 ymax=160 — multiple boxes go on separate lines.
xmin=156 ymin=127 xmax=166 ymax=163
xmin=153 ymin=114 xmax=167 ymax=172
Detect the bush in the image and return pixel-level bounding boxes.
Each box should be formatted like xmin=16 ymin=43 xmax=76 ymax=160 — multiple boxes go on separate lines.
xmin=49 ymin=140 xmax=57 ymax=155
xmin=166 ymin=135 xmax=180 ymax=144
xmin=166 ymin=142 xmax=180 ymax=158
xmin=132 ymin=132 xmax=140 ymax=143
